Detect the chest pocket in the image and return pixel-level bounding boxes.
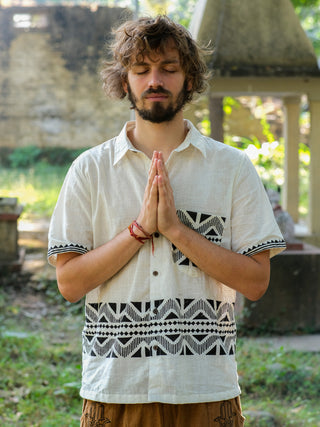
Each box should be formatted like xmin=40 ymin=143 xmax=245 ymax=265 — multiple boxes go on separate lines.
xmin=172 ymin=210 xmax=226 ymax=268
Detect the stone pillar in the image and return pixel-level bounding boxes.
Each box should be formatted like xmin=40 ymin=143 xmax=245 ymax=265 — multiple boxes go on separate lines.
xmin=309 ymin=97 xmax=320 ymax=245
xmin=209 ymin=95 xmax=224 ymax=142
xmin=0 ymin=197 xmax=23 ymax=271
xmin=282 ymin=97 xmax=301 ymax=224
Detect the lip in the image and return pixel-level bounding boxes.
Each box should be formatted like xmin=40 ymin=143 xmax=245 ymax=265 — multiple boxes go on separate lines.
xmin=145 ymin=94 xmax=168 ymax=101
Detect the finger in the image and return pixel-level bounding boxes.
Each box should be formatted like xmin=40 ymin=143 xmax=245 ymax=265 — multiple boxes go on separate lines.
xmin=146 ymin=155 xmax=158 ymax=194
xmin=151 ymin=175 xmax=159 ymax=200
xmin=158 ymin=160 xmax=173 ymax=199
xmin=152 ymin=150 xmax=160 ymax=167
xmin=157 ymin=174 xmax=165 ymax=196
xmin=149 ymin=153 xmax=158 ymax=175
xmin=150 ymin=177 xmax=159 ymax=218
xmin=157 ymin=158 xmax=168 ymax=183
xmin=157 ymin=174 xmax=172 ymax=206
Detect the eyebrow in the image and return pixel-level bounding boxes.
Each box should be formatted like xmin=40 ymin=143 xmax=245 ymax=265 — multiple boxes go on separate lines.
xmin=131 ymin=58 xmax=180 ymax=67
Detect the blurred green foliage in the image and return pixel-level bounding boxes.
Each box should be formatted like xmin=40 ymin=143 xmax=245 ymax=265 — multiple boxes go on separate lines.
xmin=0 ymin=146 xmax=88 ymax=169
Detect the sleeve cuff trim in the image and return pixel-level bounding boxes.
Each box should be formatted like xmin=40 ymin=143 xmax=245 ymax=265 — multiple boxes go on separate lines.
xmin=47 ymin=243 xmax=89 ymax=258
xmin=242 ymin=240 xmax=287 ymax=257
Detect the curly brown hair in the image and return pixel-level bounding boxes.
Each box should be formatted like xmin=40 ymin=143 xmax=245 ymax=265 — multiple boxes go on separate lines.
xmin=100 ymin=15 xmax=210 ymax=103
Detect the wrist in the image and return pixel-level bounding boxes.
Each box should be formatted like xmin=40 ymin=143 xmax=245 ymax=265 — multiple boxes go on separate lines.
xmin=135 ymin=216 xmax=155 ymax=235
xmin=132 ymin=221 xmax=148 ymax=238
xmin=128 ymin=220 xmax=155 ymax=254
xmin=161 ymin=221 xmax=185 ymax=243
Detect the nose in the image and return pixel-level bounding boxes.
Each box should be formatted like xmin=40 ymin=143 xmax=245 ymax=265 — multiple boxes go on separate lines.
xmin=148 ymin=69 xmax=163 ymax=89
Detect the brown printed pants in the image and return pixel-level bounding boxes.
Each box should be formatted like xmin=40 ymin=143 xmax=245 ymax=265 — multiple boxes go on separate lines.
xmin=80 ymin=397 xmax=245 ymax=426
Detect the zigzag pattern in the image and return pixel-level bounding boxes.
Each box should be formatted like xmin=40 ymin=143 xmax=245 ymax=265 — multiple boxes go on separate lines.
xmin=172 ymin=210 xmax=226 ymax=266
xmin=48 ymin=243 xmax=88 ymax=258
xmin=83 ymin=298 xmax=236 ymax=358
xmin=242 ymin=239 xmax=286 ymax=256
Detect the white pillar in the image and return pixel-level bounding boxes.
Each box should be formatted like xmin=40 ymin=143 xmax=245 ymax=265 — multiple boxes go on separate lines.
xmin=283 ymin=96 xmax=301 ymax=223
xmin=309 ymin=97 xmax=320 ymax=241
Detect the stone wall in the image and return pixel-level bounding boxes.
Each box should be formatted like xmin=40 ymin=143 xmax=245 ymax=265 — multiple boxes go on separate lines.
xmin=0 ymin=6 xmax=131 ymax=148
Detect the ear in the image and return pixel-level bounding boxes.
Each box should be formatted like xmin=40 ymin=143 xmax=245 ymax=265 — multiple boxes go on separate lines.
xmin=186 ymin=78 xmax=193 ymax=92
xmin=122 ymin=79 xmax=128 ymax=94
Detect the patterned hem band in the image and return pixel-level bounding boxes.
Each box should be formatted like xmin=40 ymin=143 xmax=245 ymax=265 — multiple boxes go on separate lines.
xmin=242 ymin=239 xmax=286 ymax=256
xmin=48 ymin=243 xmax=88 ymax=258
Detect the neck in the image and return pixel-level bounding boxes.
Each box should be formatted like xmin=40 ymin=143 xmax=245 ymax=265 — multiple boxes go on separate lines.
xmin=127 ymin=111 xmax=188 ymax=161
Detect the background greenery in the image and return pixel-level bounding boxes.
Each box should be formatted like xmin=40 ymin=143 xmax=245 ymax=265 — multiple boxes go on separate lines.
xmin=0 ymin=108 xmax=310 ymax=222
xmin=0 ymin=147 xmax=87 ymax=219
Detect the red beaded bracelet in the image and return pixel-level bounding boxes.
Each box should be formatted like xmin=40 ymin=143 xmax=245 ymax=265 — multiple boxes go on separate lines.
xmin=128 ymin=220 xmax=154 ymax=254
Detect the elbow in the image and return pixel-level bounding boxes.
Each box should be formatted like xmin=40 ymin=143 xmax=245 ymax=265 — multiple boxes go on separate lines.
xmin=57 ymin=276 xmax=83 ymax=304
xmin=246 ymin=279 xmax=269 ymax=301
xmin=56 ymin=253 xmax=85 ymax=303
xmin=245 ymin=257 xmax=270 ymax=301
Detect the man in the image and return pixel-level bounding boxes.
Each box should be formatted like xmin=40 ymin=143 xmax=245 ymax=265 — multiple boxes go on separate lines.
xmin=48 ymin=15 xmax=286 ymax=426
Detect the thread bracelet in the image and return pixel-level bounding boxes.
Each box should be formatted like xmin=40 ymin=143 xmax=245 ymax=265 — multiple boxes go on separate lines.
xmin=128 ymin=220 xmax=154 ymax=254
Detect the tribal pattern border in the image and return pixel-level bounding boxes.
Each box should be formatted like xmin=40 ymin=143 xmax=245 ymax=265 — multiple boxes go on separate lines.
xmin=242 ymin=239 xmax=286 ymax=256
xmin=48 ymin=243 xmax=88 ymax=258
xmin=173 ymin=210 xmax=226 ymax=267
xmin=83 ymin=298 xmax=236 ymax=359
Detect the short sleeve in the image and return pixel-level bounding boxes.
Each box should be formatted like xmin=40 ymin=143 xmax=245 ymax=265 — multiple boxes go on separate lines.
xmin=231 ymin=153 xmax=286 ymax=258
xmin=47 ymin=159 xmax=93 ymax=266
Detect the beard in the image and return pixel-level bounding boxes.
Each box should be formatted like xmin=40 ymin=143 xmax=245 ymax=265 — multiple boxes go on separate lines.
xmin=127 ymin=81 xmax=190 ymax=124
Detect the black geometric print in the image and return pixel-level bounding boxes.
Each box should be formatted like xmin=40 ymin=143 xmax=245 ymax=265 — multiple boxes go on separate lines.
xmin=242 ymin=239 xmax=286 ymax=256
xmin=172 ymin=210 xmax=226 ymax=267
xmin=48 ymin=243 xmax=88 ymax=258
xmin=83 ymin=298 xmax=236 ymax=359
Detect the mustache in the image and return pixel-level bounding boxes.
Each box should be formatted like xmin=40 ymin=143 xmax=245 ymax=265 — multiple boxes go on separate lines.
xmin=142 ymin=88 xmax=171 ymax=97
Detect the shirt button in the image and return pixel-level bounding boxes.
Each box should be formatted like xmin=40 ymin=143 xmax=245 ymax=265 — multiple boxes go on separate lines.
xmin=152 ymin=271 xmax=159 ymax=276
xmin=153 ymin=308 xmax=158 ymax=315
xmin=154 ymin=232 xmax=160 ymax=238
xmin=153 ymin=345 xmax=158 ymax=351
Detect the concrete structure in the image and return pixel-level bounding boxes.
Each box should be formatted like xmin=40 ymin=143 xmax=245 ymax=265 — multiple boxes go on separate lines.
xmin=238 ymin=245 xmax=320 ymax=333
xmin=0 ymin=197 xmax=24 ymax=271
xmin=190 ymin=0 xmax=320 ymax=246
xmin=0 ymin=6 xmax=130 ymax=149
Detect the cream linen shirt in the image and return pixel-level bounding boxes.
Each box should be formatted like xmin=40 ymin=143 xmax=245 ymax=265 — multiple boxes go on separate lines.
xmin=48 ymin=120 xmax=286 ymax=404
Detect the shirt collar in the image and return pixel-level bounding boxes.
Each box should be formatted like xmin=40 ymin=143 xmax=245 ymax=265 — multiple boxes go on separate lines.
xmin=113 ymin=121 xmax=139 ymax=165
xmin=113 ymin=119 xmax=207 ymax=166
xmin=173 ymin=120 xmax=207 ymax=157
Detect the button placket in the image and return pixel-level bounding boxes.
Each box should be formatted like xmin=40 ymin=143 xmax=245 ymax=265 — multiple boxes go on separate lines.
xmin=149 ymin=231 xmax=162 ymax=359
xmin=150 ymin=231 xmax=161 ymax=288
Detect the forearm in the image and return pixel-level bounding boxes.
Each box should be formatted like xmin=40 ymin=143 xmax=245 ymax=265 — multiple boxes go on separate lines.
xmin=56 ymin=227 xmax=144 ymax=303
xmin=56 ymin=155 xmax=159 ymax=304
xmin=164 ymin=223 xmax=270 ymax=301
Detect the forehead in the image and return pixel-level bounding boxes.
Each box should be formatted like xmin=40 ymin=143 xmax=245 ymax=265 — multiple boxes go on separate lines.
xmin=129 ymin=39 xmax=181 ymax=66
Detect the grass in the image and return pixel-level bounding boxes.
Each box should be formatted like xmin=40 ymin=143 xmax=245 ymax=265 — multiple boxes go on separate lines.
xmin=0 ymin=275 xmax=84 ymax=427
xmin=0 ymin=275 xmax=319 ymax=426
xmin=237 ymin=340 xmax=320 ymax=426
xmin=0 ymin=163 xmax=69 ymax=220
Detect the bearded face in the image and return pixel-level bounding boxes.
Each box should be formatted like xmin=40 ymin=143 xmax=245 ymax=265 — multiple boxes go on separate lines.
xmin=126 ymin=80 xmax=190 ymax=124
